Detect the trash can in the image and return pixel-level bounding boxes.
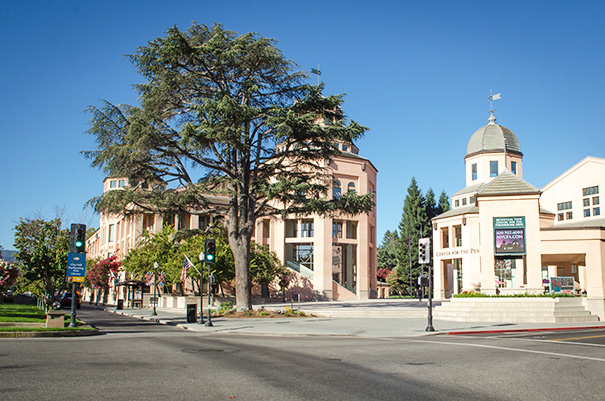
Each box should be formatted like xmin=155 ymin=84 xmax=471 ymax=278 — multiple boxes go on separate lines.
xmin=116 ymin=299 xmax=124 ymax=310
xmin=187 ymin=304 xmax=197 ymax=323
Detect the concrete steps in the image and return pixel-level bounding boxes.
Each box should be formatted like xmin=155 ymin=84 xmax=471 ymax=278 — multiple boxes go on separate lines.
xmin=433 ymin=297 xmax=600 ymax=323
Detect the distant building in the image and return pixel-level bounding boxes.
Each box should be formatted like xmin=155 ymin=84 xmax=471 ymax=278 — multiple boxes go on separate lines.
xmin=86 ymin=141 xmax=378 ymax=302
xmin=432 ymin=111 xmax=605 ymax=319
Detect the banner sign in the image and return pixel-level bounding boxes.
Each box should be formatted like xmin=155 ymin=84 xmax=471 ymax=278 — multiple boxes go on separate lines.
xmin=494 ymin=217 xmax=526 ymax=255
xmin=67 ymin=252 xmax=86 ymax=279
xmin=549 ymin=276 xmax=574 ymax=294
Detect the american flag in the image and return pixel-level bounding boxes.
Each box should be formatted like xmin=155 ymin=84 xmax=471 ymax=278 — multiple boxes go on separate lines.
xmin=181 ymin=256 xmax=195 ymax=282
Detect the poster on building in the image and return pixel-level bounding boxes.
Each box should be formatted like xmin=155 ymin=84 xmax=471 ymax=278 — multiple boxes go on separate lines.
xmin=494 ymin=217 xmax=526 ymax=255
xmin=549 ymin=277 xmax=574 ymax=294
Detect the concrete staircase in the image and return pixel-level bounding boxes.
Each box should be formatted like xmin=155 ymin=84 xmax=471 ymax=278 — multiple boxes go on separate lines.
xmin=433 ymin=297 xmax=599 ymax=323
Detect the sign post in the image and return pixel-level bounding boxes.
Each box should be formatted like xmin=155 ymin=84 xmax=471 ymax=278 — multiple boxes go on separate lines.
xmin=67 ymin=252 xmax=86 ymax=327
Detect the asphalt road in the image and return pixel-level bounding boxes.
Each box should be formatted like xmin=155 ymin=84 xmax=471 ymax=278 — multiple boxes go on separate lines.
xmin=2 ymin=306 xmax=605 ymax=400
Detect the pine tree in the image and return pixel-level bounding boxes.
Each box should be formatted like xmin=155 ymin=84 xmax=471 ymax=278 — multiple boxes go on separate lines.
xmin=425 ymin=188 xmax=438 ymax=221
xmin=377 ymin=230 xmax=399 ymax=281
xmin=395 ymin=178 xmax=429 ymax=294
xmin=438 ymin=190 xmax=451 ymax=214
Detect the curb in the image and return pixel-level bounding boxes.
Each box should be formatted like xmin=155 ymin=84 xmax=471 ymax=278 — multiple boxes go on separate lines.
xmin=447 ymin=325 xmax=605 ymax=336
xmin=0 ymin=327 xmax=100 ymax=338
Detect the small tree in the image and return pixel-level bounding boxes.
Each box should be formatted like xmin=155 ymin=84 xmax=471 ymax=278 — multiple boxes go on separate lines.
xmin=386 ymin=269 xmax=407 ymax=296
xmin=377 ymin=230 xmax=398 ymax=282
xmin=86 ymin=255 xmax=121 ymax=304
xmin=250 ymin=242 xmax=287 ymax=297
xmin=14 ymin=217 xmax=69 ymax=309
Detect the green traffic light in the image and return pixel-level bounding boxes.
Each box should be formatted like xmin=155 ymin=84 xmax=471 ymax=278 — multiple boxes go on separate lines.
xmin=206 ymin=254 xmax=214 ymax=261
xmin=76 ymin=241 xmax=83 ymax=248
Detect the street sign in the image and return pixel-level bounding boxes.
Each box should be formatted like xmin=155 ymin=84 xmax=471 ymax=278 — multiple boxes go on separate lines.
xmin=67 ymin=252 xmax=86 ymax=279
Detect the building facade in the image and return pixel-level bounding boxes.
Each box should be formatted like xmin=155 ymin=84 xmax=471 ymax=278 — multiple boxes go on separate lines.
xmin=432 ymin=112 xmax=605 ymax=319
xmin=86 ymin=141 xmax=378 ymax=302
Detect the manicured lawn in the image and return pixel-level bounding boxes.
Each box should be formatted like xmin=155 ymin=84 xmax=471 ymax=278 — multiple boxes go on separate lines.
xmin=0 ymin=303 xmax=93 ymax=332
xmin=0 ymin=303 xmax=46 ymax=323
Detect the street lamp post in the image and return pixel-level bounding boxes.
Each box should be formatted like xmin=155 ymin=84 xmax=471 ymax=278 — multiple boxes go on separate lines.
xmin=198 ymin=252 xmax=205 ymax=324
xmin=152 ymin=262 xmax=158 ymax=316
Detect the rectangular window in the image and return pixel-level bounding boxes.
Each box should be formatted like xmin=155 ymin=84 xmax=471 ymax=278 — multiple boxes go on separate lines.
xmin=342 ymin=145 xmax=347 ymax=151
xmin=490 ymin=161 xmax=498 ymax=177
xmin=285 ymin=220 xmax=298 ymax=238
xmin=301 ymin=219 xmax=314 ymax=238
xmin=118 ymin=180 xmax=125 ymax=188
xmin=454 ymin=225 xmax=462 ymax=247
xmin=262 ymin=219 xmax=270 ymax=238
xmin=143 ymin=214 xmax=154 ymax=231
xmin=584 ymin=209 xmax=591 ymax=217
xmin=593 ymin=196 xmax=600 ymax=205
xmin=332 ymin=221 xmax=343 ymax=238
xmin=511 ymin=161 xmax=517 ymax=175
xmin=584 ymin=198 xmax=590 ymax=207
xmin=566 ymin=211 xmax=573 ymax=220
xmin=441 ymin=227 xmax=449 ymax=248
xmin=199 ymin=215 xmax=210 ymax=230
xmin=558 ymin=213 xmax=564 ymax=221
xmin=469 ymin=196 xmax=475 ymax=204
xmin=462 ymin=198 xmax=467 ymax=206
xmin=594 ymin=207 xmax=601 ymax=216
xmin=110 ymin=180 xmax=117 ymax=188
xmin=292 ymin=244 xmax=314 ymax=271
xmin=583 ymin=186 xmax=599 ymax=196
xmin=472 ymin=163 xmax=477 ymax=180
xmin=108 ymin=224 xmax=115 ymax=242
xmin=455 ymin=199 xmax=460 ymax=207
xmin=557 ymin=201 xmax=572 ymax=211
xmin=346 ymin=221 xmax=357 ymax=239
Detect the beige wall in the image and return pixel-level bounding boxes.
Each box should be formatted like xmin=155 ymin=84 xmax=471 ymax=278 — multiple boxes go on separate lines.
xmin=477 ymin=194 xmax=543 ymax=294
xmin=465 ymin=152 xmax=523 ymax=185
xmin=541 ymin=157 xmax=605 ymax=223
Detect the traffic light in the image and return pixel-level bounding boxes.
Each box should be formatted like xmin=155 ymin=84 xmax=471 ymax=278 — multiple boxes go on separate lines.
xmin=418 ymin=238 xmax=431 ymax=264
xmin=204 ymin=239 xmax=216 ymax=264
xmin=70 ymin=223 xmax=87 ymax=253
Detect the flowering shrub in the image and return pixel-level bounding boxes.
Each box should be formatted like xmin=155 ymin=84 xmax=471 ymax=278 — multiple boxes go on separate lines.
xmin=0 ymin=260 xmax=19 ymax=292
xmin=377 ymin=267 xmax=392 ymax=281
xmin=86 ymin=255 xmax=121 ymax=290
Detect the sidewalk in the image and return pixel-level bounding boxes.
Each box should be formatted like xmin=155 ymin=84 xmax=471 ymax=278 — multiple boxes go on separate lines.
xmin=107 ymin=299 xmax=605 ymax=337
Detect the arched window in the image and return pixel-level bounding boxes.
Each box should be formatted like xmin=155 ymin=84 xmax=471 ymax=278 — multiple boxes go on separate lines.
xmin=347 ymin=182 xmax=356 ymax=193
xmin=333 ymin=180 xmax=341 ymax=199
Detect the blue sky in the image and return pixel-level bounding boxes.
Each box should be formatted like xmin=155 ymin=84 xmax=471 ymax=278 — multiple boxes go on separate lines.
xmin=1 ymin=0 xmax=604 ymax=250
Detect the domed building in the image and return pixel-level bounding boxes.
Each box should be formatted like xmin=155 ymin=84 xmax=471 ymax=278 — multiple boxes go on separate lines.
xmin=432 ymin=107 xmax=605 ymax=320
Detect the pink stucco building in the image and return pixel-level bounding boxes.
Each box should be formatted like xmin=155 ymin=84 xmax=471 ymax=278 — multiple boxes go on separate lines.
xmin=86 ymin=140 xmax=378 ymax=302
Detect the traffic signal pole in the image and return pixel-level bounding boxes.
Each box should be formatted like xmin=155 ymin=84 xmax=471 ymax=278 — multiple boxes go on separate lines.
xmin=418 ymin=237 xmax=434 ymax=332
xmin=69 ymin=282 xmax=77 ymax=327
xmin=204 ymin=239 xmax=216 ymax=326
xmin=426 ymin=261 xmax=435 ymax=332
xmin=68 ymin=223 xmax=86 ymax=328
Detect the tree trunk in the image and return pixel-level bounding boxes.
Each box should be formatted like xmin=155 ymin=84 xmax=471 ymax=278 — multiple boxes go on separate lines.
xmin=230 ymin=235 xmax=252 ymax=311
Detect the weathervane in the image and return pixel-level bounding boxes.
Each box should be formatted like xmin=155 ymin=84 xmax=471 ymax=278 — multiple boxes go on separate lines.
xmin=488 ymin=90 xmax=501 ymax=124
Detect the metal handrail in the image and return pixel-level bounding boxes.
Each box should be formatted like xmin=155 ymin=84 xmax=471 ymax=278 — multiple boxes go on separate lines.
xmin=286 ymin=260 xmax=314 ymax=279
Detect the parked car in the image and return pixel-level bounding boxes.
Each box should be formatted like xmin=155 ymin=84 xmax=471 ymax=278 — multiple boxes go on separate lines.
xmin=60 ymin=292 xmax=81 ymax=309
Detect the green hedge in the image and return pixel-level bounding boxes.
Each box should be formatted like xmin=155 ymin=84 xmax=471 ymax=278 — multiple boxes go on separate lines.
xmin=453 ymin=291 xmax=576 ymax=298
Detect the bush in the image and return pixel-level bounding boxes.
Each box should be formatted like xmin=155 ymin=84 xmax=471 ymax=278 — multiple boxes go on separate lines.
xmin=453 ymin=291 xmax=577 ymax=298
xmin=217 ymin=302 xmax=234 ymax=314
